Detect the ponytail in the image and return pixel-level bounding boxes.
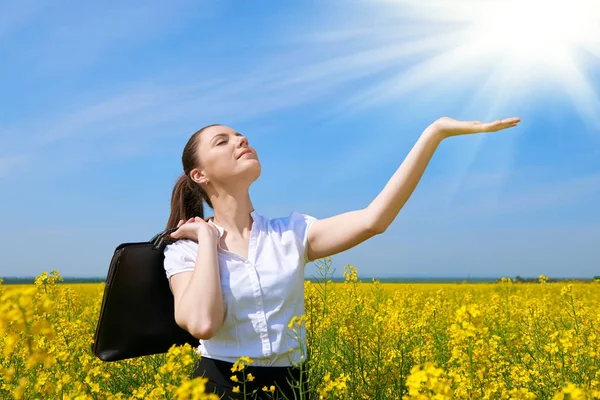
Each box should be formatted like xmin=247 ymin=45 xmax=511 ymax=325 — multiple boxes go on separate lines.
xmin=166 ymin=123 xmax=221 ymax=229
xmin=165 ymin=174 xmax=213 ymax=229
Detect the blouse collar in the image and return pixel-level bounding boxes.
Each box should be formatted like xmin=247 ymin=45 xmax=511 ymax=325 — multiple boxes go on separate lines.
xmin=207 ymin=209 xmax=259 ymax=239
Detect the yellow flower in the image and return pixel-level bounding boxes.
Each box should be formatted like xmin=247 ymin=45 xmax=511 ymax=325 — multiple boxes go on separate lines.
xmin=232 ymin=386 xmax=240 ymax=393
xmin=231 ymin=355 xmax=254 ymax=372
xmin=5 ymin=266 xmax=600 ymax=399
xmin=288 ymin=316 xmax=298 ymax=330
xmin=561 ymin=284 xmax=573 ymax=296
xmin=553 ymin=383 xmax=586 ymax=400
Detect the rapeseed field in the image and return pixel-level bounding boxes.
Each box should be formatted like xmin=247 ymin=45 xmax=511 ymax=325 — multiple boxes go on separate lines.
xmin=1 ymin=257 xmax=599 ymax=399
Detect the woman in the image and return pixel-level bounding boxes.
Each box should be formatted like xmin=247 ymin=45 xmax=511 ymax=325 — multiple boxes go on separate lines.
xmin=163 ymin=117 xmax=520 ymax=399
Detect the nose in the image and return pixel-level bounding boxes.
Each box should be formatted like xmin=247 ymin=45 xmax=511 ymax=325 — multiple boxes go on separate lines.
xmin=238 ymin=135 xmax=249 ymax=148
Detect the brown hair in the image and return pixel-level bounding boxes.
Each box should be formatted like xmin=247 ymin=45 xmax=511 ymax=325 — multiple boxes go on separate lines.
xmin=165 ymin=124 xmax=221 ymax=229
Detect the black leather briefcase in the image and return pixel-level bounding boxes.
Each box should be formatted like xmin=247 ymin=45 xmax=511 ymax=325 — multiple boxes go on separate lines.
xmin=91 ymin=227 xmax=199 ymax=362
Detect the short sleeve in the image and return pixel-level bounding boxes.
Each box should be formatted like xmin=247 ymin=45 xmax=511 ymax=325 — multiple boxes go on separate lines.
xmin=289 ymin=211 xmax=318 ymax=266
xmin=163 ymin=240 xmax=196 ymax=281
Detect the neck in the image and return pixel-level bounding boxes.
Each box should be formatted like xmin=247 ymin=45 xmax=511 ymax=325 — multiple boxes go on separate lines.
xmin=209 ymin=189 xmax=255 ymax=236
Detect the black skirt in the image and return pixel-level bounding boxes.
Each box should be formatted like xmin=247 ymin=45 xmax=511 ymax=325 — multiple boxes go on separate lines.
xmin=190 ymin=355 xmax=310 ymax=400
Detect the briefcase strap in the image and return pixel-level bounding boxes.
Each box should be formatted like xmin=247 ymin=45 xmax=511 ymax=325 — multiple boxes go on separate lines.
xmin=150 ymin=227 xmax=180 ymax=250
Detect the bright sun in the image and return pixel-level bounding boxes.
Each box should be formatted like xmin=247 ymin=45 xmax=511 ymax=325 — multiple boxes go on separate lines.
xmin=340 ymin=0 xmax=600 ymax=130
xmin=327 ymin=0 xmax=600 ymax=203
xmin=476 ymin=0 xmax=598 ymax=70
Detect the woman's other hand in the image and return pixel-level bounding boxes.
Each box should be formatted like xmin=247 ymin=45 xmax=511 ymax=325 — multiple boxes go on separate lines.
xmin=428 ymin=116 xmax=521 ymax=139
xmin=169 ymin=217 xmax=219 ymax=243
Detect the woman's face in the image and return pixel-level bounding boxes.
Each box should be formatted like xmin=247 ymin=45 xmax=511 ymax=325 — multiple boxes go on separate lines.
xmin=193 ymin=125 xmax=261 ymax=188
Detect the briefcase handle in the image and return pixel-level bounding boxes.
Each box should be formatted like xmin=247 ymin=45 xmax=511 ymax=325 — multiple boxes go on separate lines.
xmin=150 ymin=227 xmax=180 ymax=251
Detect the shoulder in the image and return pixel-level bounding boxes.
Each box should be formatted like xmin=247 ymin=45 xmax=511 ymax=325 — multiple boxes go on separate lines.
xmin=261 ymin=211 xmax=317 ymax=236
xmin=163 ymin=239 xmax=198 ymax=279
xmin=164 ymin=239 xmax=198 ymax=261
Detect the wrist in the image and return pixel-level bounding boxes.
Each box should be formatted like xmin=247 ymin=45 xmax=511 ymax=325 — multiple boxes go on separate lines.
xmin=423 ymin=125 xmax=446 ymax=142
xmin=196 ymin=226 xmax=217 ymax=241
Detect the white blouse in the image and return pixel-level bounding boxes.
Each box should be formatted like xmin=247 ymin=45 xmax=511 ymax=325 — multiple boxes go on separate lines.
xmin=163 ymin=209 xmax=318 ymax=367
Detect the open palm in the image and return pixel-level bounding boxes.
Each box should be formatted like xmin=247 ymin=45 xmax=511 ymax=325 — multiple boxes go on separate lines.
xmin=431 ymin=116 xmax=521 ymax=138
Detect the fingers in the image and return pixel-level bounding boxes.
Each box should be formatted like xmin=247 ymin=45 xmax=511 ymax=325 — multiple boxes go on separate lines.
xmin=491 ymin=117 xmax=519 ymax=124
xmin=483 ymin=117 xmax=520 ymax=132
xmin=170 ymin=219 xmax=185 ymax=238
xmin=177 ymin=216 xmax=204 ymax=229
xmin=498 ymin=117 xmax=520 ymax=125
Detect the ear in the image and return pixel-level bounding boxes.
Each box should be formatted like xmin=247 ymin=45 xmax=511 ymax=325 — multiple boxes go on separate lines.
xmin=189 ymin=168 xmax=208 ymax=185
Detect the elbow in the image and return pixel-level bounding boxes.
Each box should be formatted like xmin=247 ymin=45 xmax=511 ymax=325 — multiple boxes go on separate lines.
xmin=189 ymin=323 xmax=218 ymax=340
xmin=180 ymin=315 xmax=222 ymax=340
xmin=180 ymin=319 xmax=218 ymax=340
xmin=175 ymin=312 xmax=217 ymax=340
xmin=363 ymin=208 xmax=387 ymax=235
xmin=367 ymin=221 xmax=387 ymax=236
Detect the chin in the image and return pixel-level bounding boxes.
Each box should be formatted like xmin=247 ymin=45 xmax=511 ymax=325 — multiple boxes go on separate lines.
xmin=234 ymin=163 xmax=261 ymax=183
xmin=251 ymin=165 xmax=261 ymax=180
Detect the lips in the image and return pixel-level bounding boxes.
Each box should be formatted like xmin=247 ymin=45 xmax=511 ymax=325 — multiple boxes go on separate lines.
xmin=237 ymin=149 xmax=254 ymax=159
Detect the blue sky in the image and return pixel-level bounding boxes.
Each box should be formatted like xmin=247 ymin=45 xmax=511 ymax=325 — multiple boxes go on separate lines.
xmin=1 ymin=0 xmax=599 ymax=279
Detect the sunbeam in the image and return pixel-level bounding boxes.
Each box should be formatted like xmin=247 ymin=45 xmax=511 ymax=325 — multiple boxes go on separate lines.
xmin=340 ymin=0 xmax=600 ymax=121
xmin=319 ymin=0 xmax=600 ymax=207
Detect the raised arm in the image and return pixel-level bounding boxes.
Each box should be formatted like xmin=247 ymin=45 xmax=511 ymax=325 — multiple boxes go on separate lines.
xmin=306 ymin=116 xmax=521 ymax=262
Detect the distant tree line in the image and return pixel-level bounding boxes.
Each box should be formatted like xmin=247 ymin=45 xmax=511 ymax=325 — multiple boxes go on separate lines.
xmin=496 ymin=275 xmax=600 ymax=283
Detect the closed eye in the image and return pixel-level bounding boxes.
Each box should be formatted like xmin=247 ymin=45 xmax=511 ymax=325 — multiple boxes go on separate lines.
xmin=213 ymin=132 xmax=243 ymax=147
